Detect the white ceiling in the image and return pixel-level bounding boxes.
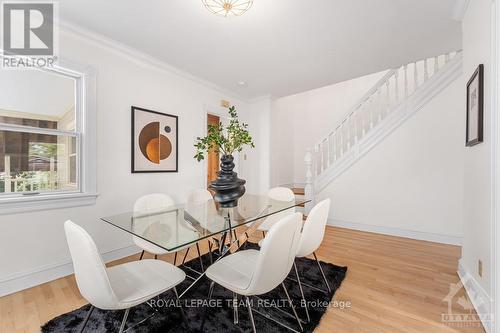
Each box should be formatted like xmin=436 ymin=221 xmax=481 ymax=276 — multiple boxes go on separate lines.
xmin=60 ymin=0 xmax=462 ymax=99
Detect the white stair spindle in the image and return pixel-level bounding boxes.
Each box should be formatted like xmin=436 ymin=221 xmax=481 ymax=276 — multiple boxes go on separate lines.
xmin=414 ymin=62 xmax=419 ymax=91
xmin=346 ymin=119 xmax=351 ymax=149
xmin=386 ymin=80 xmax=391 ymax=115
xmin=316 ymin=144 xmax=322 ymax=176
xmin=313 ymin=144 xmax=319 ymax=176
xmin=445 ymin=52 xmax=450 ymax=63
xmin=404 ymin=65 xmax=408 ymax=97
xmin=304 ymin=149 xmax=314 ymax=213
xmin=321 ymin=141 xmax=326 ymax=171
xmin=361 ymin=106 xmax=366 ymax=136
xmin=394 ymin=70 xmax=399 ymax=102
xmin=377 ymin=88 xmax=383 ymax=121
xmin=424 ymin=59 xmax=429 ymax=81
xmin=328 ymin=133 xmax=333 ymax=165
xmin=332 ymin=132 xmax=337 ymax=162
xmin=434 ymin=56 xmax=439 ymax=74
xmin=369 ymin=96 xmax=374 ymax=129
xmin=339 ymin=124 xmax=344 ymax=156
xmin=353 ymin=113 xmax=358 ymax=144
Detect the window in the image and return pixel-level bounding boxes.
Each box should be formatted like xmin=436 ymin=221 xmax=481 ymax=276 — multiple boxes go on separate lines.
xmin=0 ymin=61 xmax=97 ymax=213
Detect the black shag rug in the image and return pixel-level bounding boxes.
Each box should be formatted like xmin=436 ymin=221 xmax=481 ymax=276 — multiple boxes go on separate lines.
xmin=42 ymin=243 xmax=347 ymax=332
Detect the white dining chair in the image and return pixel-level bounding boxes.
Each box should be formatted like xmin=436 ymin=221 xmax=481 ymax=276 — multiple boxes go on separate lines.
xmin=186 ymin=188 xmax=217 ymax=255
xmin=202 ymin=212 xmax=304 ymax=333
xmin=64 ymin=220 xmax=186 ymax=333
xmin=293 ymin=198 xmax=331 ymax=322
xmin=256 ymin=187 xmax=296 ymax=236
xmin=133 ymin=193 xmax=205 ymax=271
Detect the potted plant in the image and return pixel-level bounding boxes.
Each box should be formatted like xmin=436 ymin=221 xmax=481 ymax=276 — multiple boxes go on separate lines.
xmin=194 ymin=105 xmax=255 ymax=207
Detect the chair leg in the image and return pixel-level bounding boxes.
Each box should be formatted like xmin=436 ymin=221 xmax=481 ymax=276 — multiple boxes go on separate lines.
xmin=174 ymin=252 xmax=177 ymax=266
xmin=200 ymin=281 xmax=215 ymax=331
xmin=154 ymin=254 xmax=158 ymax=260
xmin=78 ymin=305 xmax=94 ymax=333
xmin=294 ymin=261 xmax=310 ymax=322
xmin=313 ymin=252 xmax=331 ymax=293
xmin=233 ymin=292 xmax=239 ymax=324
xmin=207 ymin=240 xmax=213 ymax=264
xmin=139 ymin=250 xmax=145 ymax=260
xmin=232 ymin=229 xmax=240 ymax=248
xmin=244 ymin=232 xmax=250 ymax=249
xmin=174 ymin=286 xmax=189 ymax=329
xmin=261 ymin=231 xmax=266 ymax=238
xmin=182 ymin=247 xmax=190 ymax=265
xmin=118 ymin=308 xmax=130 ymax=333
xmin=282 ymin=282 xmax=304 ymax=332
xmin=196 ymin=243 xmax=204 ymax=272
xmin=245 ymin=296 xmax=257 ymax=333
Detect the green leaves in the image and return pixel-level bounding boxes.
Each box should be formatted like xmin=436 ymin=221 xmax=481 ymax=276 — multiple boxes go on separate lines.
xmin=194 ymin=106 xmax=255 ymax=162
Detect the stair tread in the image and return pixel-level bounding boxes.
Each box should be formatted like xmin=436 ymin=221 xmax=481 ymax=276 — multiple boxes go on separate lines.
xmin=292 ymin=187 xmax=305 ymax=195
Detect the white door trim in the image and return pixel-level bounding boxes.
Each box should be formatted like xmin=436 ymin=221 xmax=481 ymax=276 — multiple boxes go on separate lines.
xmin=490 ymin=1 xmax=500 ymax=332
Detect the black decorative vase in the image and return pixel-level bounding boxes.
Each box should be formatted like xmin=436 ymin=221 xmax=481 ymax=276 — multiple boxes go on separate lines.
xmin=209 ymin=154 xmax=246 ymax=208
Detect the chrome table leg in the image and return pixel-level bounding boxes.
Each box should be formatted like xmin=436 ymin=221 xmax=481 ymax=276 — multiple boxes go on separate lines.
xmin=313 ymin=252 xmax=331 ymax=292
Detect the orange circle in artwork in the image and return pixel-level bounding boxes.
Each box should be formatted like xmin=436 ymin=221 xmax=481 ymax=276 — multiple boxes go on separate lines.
xmin=145 ymin=135 xmax=172 ymax=164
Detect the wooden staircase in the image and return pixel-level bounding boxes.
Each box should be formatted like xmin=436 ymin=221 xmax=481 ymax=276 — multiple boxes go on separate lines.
xmin=303 ymin=51 xmax=463 ymax=208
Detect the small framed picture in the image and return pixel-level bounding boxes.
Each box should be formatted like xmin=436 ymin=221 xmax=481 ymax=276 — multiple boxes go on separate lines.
xmin=466 ymin=64 xmax=484 ymax=147
xmin=131 ymin=106 xmax=178 ymax=173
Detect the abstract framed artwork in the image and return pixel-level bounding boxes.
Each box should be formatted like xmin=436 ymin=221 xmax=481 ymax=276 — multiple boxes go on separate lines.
xmin=466 ymin=64 xmax=484 ymax=147
xmin=131 ymin=106 xmax=178 ymax=173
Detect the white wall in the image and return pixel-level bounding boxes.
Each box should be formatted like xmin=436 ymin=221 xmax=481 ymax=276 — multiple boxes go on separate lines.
xmin=461 ymin=0 xmax=493 ymax=297
xmin=270 ymin=96 xmax=296 ymax=186
xmin=319 ymin=76 xmax=464 ymax=241
xmin=270 ymin=71 xmax=388 ymax=185
xmin=0 ymin=29 xmax=269 ymax=295
xmin=241 ymin=97 xmax=271 ymax=194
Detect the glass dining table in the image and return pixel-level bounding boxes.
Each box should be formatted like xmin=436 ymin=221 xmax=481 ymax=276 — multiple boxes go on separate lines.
xmin=101 ymin=193 xmax=309 ymax=297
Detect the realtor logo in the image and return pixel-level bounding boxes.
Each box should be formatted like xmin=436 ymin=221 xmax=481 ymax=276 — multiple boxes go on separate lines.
xmin=2 ymin=1 xmax=58 ymax=68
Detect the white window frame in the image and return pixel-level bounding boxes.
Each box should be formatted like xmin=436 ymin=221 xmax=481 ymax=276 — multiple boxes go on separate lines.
xmin=0 ymin=58 xmax=97 ymax=214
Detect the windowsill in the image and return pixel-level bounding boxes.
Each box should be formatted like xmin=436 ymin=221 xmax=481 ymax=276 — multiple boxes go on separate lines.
xmin=0 ymin=192 xmax=98 ymax=215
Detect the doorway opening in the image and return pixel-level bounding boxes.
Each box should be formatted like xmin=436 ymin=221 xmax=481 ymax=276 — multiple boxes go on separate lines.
xmin=206 ymin=113 xmax=220 ymax=190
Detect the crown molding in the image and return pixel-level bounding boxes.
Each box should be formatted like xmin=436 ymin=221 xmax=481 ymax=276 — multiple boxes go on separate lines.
xmin=451 ymin=0 xmax=470 ymax=21
xmin=59 ymin=20 xmax=254 ymax=104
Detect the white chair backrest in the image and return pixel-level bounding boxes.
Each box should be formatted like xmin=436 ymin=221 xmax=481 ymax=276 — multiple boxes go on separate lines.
xmin=259 ymin=187 xmax=296 ymax=227
xmin=296 ymin=199 xmax=331 ymax=257
xmin=186 ymin=189 xmax=217 ymax=230
xmin=186 ymin=189 xmax=213 ymax=206
xmin=268 ymin=187 xmax=295 ymax=202
xmin=64 ymin=220 xmax=118 ymax=309
xmin=248 ymin=212 xmax=302 ymax=295
xmin=134 ymin=193 xmax=175 ymax=213
xmin=133 ymin=193 xmax=175 ymax=249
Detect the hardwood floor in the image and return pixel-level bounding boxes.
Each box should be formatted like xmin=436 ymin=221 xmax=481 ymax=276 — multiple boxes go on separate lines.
xmin=0 ymin=226 xmax=485 ymax=333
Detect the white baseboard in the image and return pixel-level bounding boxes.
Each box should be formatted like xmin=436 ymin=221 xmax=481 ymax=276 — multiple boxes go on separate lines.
xmin=328 ymin=219 xmax=462 ymax=245
xmin=0 ymin=244 xmax=141 ymax=297
xmin=457 ymin=260 xmax=493 ymax=333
